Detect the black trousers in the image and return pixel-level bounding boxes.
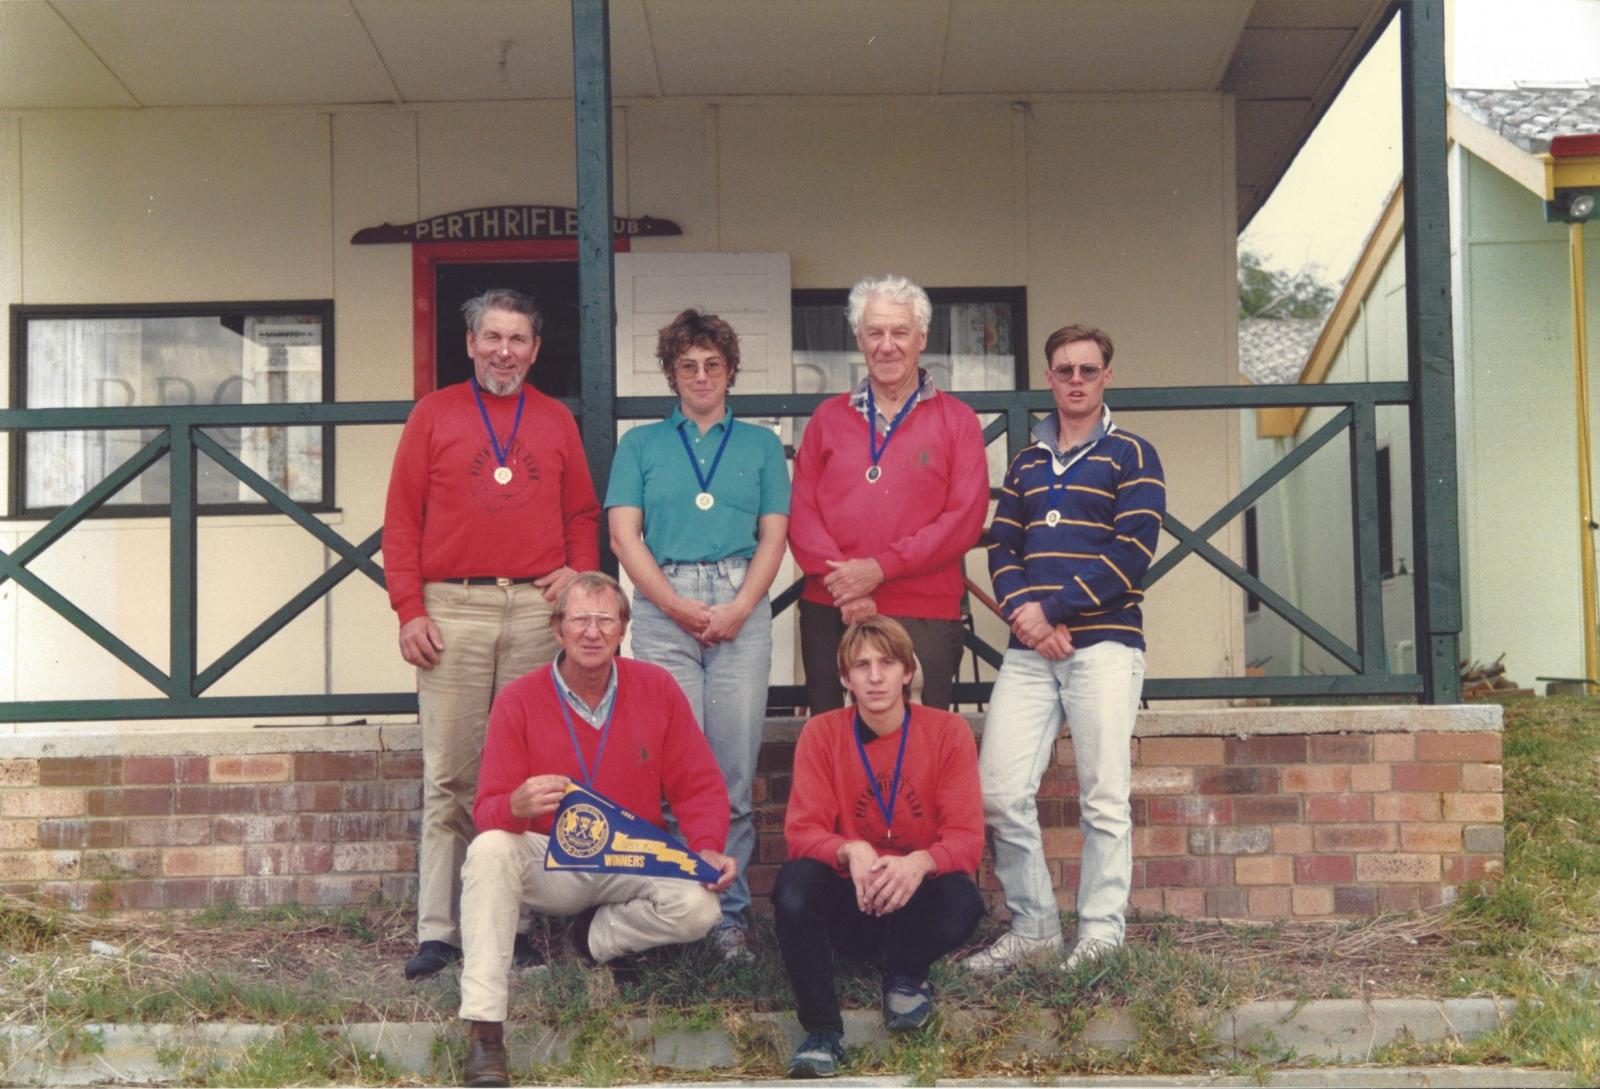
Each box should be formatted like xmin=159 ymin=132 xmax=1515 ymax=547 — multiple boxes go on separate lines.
xmin=798 ymin=599 xmax=965 ymax=712
xmin=772 ymin=857 xmax=985 ymax=1034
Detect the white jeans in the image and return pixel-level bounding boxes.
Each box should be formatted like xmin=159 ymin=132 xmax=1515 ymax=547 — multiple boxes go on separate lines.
xmin=979 ymin=641 xmax=1145 ymax=945
xmin=458 ymin=829 xmax=721 ymax=1022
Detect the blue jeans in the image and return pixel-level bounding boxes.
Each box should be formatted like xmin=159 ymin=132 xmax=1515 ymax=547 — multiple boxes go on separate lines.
xmin=630 ymin=558 xmax=773 ymax=929
xmin=979 ymin=641 xmax=1146 ymax=946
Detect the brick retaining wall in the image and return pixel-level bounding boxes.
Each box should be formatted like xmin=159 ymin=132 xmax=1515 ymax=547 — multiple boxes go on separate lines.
xmin=0 ymin=707 xmax=1503 ymax=919
xmin=0 ymin=731 xmax=423 ymax=911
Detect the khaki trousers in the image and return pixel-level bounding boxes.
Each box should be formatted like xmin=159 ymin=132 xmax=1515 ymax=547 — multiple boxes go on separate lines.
xmin=416 ymin=582 xmax=558 ymax=947
xmin=458 ymin=829 xmax=721 ymax=1022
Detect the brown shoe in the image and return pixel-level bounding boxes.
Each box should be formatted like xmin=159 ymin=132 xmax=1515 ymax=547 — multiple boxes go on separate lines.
xmin=464 ymin=1020 xmax=509 ymax=1088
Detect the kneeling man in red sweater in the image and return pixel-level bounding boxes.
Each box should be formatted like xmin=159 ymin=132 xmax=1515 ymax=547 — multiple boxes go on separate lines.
xmin=456 ymin=572 xmax=737 ymax=1087
xmin=774 ymin=616 xmax=985 ymax=1078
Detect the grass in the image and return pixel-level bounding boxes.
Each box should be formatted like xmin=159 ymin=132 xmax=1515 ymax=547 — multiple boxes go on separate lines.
xmin=1426 ymin=696 xmax=1600 ymax=1082
xmin=194 ymin=1027 xmax=395 ymax=1087
xmin=2 ymin=695 xmax=1597 ymax=1083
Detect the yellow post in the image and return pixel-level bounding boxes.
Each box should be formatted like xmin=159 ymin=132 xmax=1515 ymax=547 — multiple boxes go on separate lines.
xmin=1571 ymin=219 xmax=1599 ymax=693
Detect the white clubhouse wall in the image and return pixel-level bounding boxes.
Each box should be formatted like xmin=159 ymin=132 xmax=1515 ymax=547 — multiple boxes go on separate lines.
xmin=1240 ymin=242 xmax=1417 ymax=680
xmin=1241 ymin=146 xmax=1600 ymax=693
xmin=0 ymin=94 xmax=1242 ymax=722
xmin=1453 ymin=149 xmax=1600 ymax=691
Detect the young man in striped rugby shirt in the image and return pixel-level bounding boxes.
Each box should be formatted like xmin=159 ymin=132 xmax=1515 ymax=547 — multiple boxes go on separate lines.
xmin=961 ymin=324 xmax=1166 ymax=975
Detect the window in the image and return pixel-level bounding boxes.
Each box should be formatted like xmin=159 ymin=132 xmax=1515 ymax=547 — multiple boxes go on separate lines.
xmin=792 ymin=287 xmax=1028 ymax=395
xmin=10 ymin=301 xmax=334 ymax=517
xmin=1376 ymin=446 xmax=1394 ymax=579
xmin=1244 ymin=506 xmax=1261 ymax=614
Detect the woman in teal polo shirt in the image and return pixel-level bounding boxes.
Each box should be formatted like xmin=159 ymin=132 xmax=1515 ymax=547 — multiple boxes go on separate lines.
xmin=605 ymin=308 xmax=791 ymax=959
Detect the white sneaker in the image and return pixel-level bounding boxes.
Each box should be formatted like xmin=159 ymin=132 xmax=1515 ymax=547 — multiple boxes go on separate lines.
xmin=1062 ymin=938 xmax=1118 ymax=971
xmin=711 ymin=925 xmax=753 ymax=962
xmin=958 ymin=930 xmax=1064 ymax=974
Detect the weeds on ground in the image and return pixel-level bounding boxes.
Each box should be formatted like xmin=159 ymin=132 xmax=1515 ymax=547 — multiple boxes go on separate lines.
xmin=1450 ymin=698 xmax=1600 ymax=976
xmin=0 ymin=898 xmax=64 ymax=951
xmin=1429 ymin=696 xmax=1600 ymax=1081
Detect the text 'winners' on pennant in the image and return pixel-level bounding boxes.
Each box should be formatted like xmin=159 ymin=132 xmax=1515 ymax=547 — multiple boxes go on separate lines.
xmin=545 ymin=783 xmax=720 ymax=883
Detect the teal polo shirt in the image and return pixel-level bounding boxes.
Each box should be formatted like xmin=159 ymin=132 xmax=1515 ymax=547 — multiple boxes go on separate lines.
xmin=604 ymin=407 xmax=791 ymax=564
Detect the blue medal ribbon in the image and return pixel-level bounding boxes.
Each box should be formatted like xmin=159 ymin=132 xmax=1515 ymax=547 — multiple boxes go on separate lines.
xmin=471 ymin=376 xmax=526 ymax=472
xmin=552 ymin=670 xmax=616 ymax=789
xmin=865 ymin=382 xmax=919 ymax=481
xmin=852 ymin=706 xmax=911 ymax=840
xmin=676 ymin=413 xmax=735 ymax=502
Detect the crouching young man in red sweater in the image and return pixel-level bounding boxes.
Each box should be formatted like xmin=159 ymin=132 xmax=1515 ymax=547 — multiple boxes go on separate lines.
xmin=774 ymin=616 xmax=985 ymax=1078
xmin=456 ymin=572 xmax=737 ymax=1087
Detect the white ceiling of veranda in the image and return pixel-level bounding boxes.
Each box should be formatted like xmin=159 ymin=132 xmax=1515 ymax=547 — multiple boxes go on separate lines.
xmin=0 ymin=0 xmax=1393 ymax=227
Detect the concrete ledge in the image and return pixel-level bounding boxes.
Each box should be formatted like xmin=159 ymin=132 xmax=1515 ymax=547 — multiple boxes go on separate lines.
xmin=0 ymin=704 xmax=1501 ymax=759
xmin=1217 ymin=997 xmax=1515 ymax=1062
xmin=1133 ymin=705 xmax=1502 ymax=737
xmin=0 ymin=998 xmax=1533 ymax=1085
xmin=957 ymin=1072 xmax=1569 ymax=1087
xmin=0 ymin=723 xmax=420 ymax=760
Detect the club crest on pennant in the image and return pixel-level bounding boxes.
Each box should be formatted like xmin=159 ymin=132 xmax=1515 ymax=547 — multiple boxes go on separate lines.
xmin=554 ymin=802 xmax=609 ymax=860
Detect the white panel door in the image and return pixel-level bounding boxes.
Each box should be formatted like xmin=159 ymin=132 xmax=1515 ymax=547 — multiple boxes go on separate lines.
xmin=612 ymin=251 xmax=798 ymax=688
xmin=613 ymin=251 xmax=792 ymax=395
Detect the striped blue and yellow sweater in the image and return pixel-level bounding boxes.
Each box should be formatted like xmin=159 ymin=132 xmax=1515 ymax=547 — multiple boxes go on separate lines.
xmin=986 ymin=410 xmax=1165 ymax=651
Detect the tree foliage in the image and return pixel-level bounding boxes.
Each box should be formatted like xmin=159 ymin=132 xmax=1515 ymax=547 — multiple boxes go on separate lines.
xmin=1238 ymin=250 xmax=1336 ymax=320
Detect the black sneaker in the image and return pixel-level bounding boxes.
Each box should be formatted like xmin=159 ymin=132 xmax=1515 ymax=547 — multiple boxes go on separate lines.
xmin=787 ymin=1030 xmax=846 ymax=1078
xmin=881 ymin=974 xmax=933 ymax=1032
xmin=403 ymin=940 xmax=461 ymax=981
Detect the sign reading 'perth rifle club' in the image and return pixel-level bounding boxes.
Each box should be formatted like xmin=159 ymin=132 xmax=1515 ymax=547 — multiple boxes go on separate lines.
xmin=352 ymin=205 xmax=681 ymax=244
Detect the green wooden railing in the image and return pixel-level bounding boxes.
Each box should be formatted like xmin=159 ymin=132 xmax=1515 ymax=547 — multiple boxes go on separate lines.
xmin=620 ymin=383 xmax=1426 ymax=707
xmin=0 ymin=379 xmax=1432 ymax=722
xmin=0 ymin=401 xmax=414 ymax=722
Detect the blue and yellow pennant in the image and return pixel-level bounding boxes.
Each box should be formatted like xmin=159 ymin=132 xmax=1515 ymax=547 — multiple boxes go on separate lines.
xmin=544 ymin=782 xmax=720 ymax=883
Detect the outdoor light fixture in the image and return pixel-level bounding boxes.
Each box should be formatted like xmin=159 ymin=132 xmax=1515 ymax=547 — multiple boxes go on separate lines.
xmin=1545 ymin=187 xmax=1600 ymax=223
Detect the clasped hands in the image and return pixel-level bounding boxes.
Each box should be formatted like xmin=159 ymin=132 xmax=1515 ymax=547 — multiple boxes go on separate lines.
xmin=839 ymin=840 xmax=933 ymax=916
xmin=667 ymin=596 xmax=750 ymax=647
xmin=824 ymin=557 xmax=885 ymax=623
xmin=510 ymin=773 xmax=737 ymax=892
xmin=1009 ymin=601 xmax=1075 ymax=661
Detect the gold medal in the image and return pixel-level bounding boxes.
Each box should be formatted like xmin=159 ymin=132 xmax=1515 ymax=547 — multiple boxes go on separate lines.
xmin=1045 ymin=509 xmax=1061 ymax=527
xmin=678 ymin=415 xmax=734 ymax=514
xmin=472 ymin=380 xmax=525 ymax=489
xmin=865 ymin=465 xmax=883 ymax=483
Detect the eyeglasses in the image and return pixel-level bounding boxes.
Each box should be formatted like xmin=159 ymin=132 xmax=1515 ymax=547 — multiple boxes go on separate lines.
xmin=561 ymin=612 xmax=622 ymax=634
xmin=674 ymin=359 xmax=728 ymax=379
xmin=1048 ymin=363 xmax=1106 ymax=381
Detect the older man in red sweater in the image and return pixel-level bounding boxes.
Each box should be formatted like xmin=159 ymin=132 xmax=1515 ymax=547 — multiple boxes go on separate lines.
xmin=774 ymin=616 xmax=985 ymax=1078
xmin=789 ymin=274 xmax=989 ymax=713
xmin=457 ymin=572 xmax=735 ymax=1087
xmin=383 ymin=287 xmax=601 ymax=982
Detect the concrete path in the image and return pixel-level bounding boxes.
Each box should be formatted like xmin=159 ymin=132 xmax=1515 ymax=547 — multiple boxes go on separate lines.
xmin=0 ymin=998 xmax=1570 ymax=1087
